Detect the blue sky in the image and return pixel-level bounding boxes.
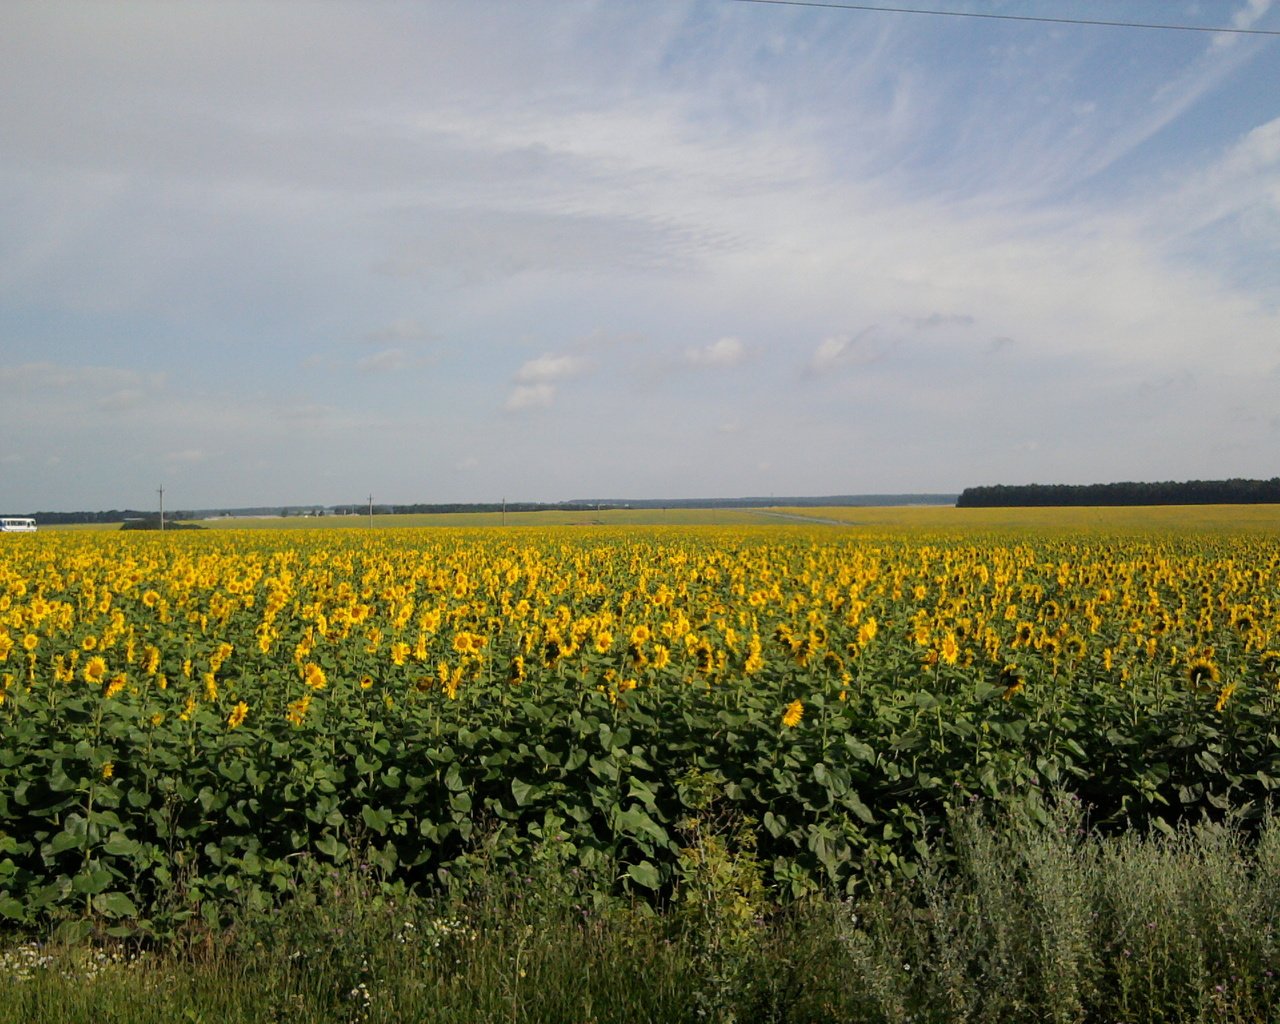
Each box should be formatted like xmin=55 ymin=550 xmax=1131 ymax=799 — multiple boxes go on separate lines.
xmin=2 ymin=0 xmax=1278 ymax=511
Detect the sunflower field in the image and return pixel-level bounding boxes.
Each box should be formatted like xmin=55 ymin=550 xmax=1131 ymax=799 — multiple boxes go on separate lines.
xmin=2 ymin=524 xmax=1279 ymax=933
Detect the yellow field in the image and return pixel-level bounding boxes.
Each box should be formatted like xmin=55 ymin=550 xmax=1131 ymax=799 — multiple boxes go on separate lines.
xmin=2 ymin=505 xmax=1279 ymax=919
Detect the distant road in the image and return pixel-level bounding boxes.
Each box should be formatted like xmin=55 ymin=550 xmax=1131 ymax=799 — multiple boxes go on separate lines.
xmin=747 ymin=509 xmax=855 ymax=526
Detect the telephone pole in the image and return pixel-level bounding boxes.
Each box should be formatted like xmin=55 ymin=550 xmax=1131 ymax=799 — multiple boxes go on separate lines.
xmin=368 ymin=493 xmax=374 ymax=529
xmin=158 ymin=486 xmax=165 ymax=532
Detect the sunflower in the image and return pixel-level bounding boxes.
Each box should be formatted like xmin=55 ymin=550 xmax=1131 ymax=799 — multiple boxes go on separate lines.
xmin=82 ymin=656 xmax=107 ymax=684
xmin=302 ymin=662 xmax=327 ymax=690
xmin=939 ymin=633 xmax=959 ymax=666
xmin=1000 ymin=664 xmax=1025 ymax=700
xmin=286 ymin=693 xmax=312 ymax=727
xmin=781 ymin=698 xmax=804 ymax=729
xmin=1187 ymin=658 xmax=1220 ymax=689
xmin=227 ymin=701 xmax=249 ymax=729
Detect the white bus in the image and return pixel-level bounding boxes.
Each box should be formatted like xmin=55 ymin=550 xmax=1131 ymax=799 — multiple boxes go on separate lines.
xmin=0 ymin=518 xmax=36 ymax=533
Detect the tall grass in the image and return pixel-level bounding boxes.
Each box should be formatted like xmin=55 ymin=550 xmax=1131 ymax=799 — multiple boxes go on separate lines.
xmin=3 ymin=804 xmax=1278 ymax=1024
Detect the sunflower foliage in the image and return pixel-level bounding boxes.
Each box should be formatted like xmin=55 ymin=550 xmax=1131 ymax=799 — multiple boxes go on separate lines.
xmin=0 ymin=524 xmax=1279 ymax=933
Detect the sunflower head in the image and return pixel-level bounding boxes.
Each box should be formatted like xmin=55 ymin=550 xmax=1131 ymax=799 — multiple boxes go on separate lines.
xmin=1187 ymin=658 xmax=1220 ymax=689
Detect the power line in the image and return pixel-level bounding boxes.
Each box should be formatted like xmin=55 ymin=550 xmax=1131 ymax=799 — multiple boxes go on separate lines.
xmin=730 ymin=0 xmax=1280 ymax=36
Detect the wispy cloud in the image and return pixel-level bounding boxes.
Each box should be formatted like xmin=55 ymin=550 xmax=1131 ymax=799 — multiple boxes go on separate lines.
xmin=807 ymin=330 xmax=895 ymax=374
xmin=357 ymin=347 xmax=414 ymax=374
xmin=684 ymin=336 xmax=746 ymax=368
xmin=515 ymin=353 xmax=588 ymax=383
xmin=503 ymin=383 xmax=555 ymax=413
xmin=361 ymin=318 xmax=436 ymax=345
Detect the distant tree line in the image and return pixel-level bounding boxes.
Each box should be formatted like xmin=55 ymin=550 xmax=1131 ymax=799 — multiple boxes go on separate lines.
xmin=7 ymin=510 xmax=199 ymax=525
xmin=120 ymin=518 xmax=204 ymax=531
xmin=956 ymin=478 xmax=1280 ymax=508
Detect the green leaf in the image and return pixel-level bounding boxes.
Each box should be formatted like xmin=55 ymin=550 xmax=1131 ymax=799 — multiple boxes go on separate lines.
xmin=626 ymin=860 xmax=661 ymax=890
xmin=102 ymin=834 xmax=141 ymax=857
xmin=443 ymin=763 xmax=464 ymax=792
xmin=511 ymin=778 xmax=540 ymax=807
xmin=0 ymin=896 xmax=25 ymax=920
xmin=47 ymin=829 xmax=86 ymax=856
xmin=361 ymin=805 xmax=394 ymax=834
xmin=92 ymin=891 xmax=139 ymax=919
xmin=72 ymin=867 xmax=114 ymax=895
xmin=315 ymin=833 xmax=348 ymax=860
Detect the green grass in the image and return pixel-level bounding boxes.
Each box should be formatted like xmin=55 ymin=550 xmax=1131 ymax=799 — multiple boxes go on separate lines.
xmin=4 ymin=804 xmax=1277 ymax=1024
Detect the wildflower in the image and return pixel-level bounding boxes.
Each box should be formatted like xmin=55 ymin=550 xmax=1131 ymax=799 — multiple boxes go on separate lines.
xmin=782 ymin=699 xmax=804 ymax=728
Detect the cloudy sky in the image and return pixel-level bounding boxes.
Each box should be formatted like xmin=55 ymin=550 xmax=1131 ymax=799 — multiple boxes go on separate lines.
xmin=2 ymin=1 xmax=1278 ymax=511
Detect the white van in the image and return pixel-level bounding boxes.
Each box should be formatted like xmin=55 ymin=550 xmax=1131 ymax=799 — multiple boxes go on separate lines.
xmin=0 ymin=518 xmax=37 ymax=533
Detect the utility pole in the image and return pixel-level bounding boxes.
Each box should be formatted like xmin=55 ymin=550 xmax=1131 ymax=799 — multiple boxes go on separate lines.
xmin=368 ymin=493 xmax=374 ymax=529
xmin=158 ymin=486 xmax=165 ymax=532
xmin=502 ymin=496 xmax=506 ymax=527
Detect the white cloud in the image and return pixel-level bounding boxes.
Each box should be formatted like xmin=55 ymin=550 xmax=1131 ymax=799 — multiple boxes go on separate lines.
xmin=98 ymin=388 xmax=146 ymax=412
xmin=808 ymin=331 xmax=895 ymax=374
xmin=357 ymin=347 xmax=413 ymax=373
xmin=503 ymin=383 xmax=554 ymax=412
xmin=684 ymin=336 xmax=745 ymax=368
xmin=515 ymin=353 xmax=587 ymax=383
xmin=0 ymin=362 xmax=165 ymax=393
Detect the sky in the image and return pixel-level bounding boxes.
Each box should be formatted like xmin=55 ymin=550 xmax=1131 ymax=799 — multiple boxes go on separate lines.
xmin=2 ymin=0 xmax=1279 ymax=512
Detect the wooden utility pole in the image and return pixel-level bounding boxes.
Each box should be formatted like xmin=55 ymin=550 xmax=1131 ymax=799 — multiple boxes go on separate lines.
xmin=368 ymin=494 xmax=374 ymax=529
xmin=158 ymin=486 xmax=165 ymax=532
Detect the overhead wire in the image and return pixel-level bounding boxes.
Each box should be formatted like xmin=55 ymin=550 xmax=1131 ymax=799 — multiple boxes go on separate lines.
xmin=730 ymin=0 xmax=1280 ymax=36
